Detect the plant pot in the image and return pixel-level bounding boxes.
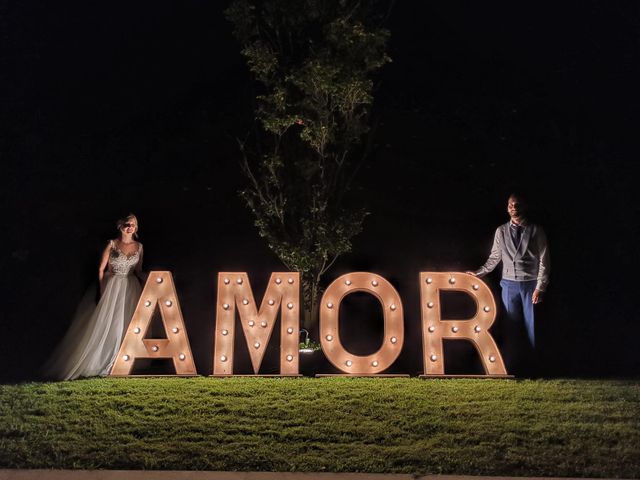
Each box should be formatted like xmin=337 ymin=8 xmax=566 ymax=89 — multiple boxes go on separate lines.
xmin=299 ymin=350 xmax=325 ymax=376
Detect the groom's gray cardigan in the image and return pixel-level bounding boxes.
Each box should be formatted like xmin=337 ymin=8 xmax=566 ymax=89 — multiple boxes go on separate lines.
xmin=475 ymin=221 xmax=550 ymax=292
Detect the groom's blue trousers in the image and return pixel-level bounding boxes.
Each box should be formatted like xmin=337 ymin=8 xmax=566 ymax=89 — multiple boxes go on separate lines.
xmin=500 ymin=279 xmax=537 ymax=349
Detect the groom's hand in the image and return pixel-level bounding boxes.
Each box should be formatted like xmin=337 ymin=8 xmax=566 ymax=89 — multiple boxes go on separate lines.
xmin=532 ymin=289 xmax=543 ymax=304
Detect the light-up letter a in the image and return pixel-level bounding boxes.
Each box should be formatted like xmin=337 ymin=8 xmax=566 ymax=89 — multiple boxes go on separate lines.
xmin=420 ymin=272 xmax=508 ymax=376
xmin=213 ymin=272 xmax=300 ymax=376
xmin=111 ymin=271 xmax=197 ymax=376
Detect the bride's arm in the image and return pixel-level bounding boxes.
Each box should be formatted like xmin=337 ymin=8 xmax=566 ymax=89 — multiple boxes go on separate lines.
xmin=135 ymin=243 xmax=146 ymax=283
xmin=98 ymin=242 xmax=111 ymax=295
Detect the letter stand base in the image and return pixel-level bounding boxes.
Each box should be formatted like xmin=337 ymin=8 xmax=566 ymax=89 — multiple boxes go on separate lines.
xmin=419 ymin=374 xmax=514 ymax=379
xmin=110 ymin=374 xmax=199 ymax=377
xmin=315 ymin=374 xmax=410 ymax=378
xmin=210 ymin=374 xmax=303 ymax=377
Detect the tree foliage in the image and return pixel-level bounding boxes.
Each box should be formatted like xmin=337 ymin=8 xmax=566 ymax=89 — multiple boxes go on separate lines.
xmin=226 ymin=0 xmax=391 ymax=328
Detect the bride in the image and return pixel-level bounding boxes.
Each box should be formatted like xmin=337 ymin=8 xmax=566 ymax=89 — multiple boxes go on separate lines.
xmin=45 ymin=214 xmax=144 ymax=380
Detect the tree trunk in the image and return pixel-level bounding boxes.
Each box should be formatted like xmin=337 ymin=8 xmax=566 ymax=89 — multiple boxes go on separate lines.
xmin=302 ymin=276 xmax=321 ymax=333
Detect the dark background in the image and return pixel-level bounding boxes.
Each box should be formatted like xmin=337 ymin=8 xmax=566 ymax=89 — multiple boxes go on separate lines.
xmin=2 ymin=1 xmax=639 ymax=380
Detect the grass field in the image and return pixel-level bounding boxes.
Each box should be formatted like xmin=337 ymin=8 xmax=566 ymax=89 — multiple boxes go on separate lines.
xmin=1 ymin=377 xmax=638 ymax=477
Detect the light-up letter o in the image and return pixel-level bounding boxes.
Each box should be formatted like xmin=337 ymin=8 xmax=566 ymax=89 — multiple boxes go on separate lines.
xmin=320 ymin=272 xmax=403 ymax=374
xmin=420 ymin=272 xmax=507 ymax=376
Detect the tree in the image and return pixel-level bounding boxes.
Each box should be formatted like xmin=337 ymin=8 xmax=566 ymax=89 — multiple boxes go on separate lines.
xmin=226 ymin=0 xmax=391 ymax=330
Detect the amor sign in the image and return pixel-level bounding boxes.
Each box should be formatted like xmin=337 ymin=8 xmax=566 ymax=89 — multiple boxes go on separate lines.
xmin=111 ymin=271 xmax=508 ymax=377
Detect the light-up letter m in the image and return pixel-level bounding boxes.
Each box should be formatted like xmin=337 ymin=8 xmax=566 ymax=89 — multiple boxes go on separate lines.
xmin=420 ymin=272 xmax=508 ymax=377
xmin=111 ymin=271 xmax=197 ymax=376
xmin=213 ymin=272 xmax=300 ymax=376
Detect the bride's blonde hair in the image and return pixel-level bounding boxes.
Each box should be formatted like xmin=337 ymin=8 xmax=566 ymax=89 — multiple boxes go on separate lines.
xmin=116 ymin=213 xmax=139 ymax=239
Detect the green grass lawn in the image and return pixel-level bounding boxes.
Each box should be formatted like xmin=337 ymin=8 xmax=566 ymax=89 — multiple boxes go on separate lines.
xmin=1 ymin=378 xmax=638 ymax=477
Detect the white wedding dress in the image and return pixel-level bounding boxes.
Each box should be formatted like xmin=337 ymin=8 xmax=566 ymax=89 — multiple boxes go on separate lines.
xmin=45 ymin=241 xmax=142 ymax=380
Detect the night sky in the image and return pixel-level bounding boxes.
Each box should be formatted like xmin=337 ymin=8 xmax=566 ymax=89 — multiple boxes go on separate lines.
xmin=2 ymin=1 xmax=639 ymax=380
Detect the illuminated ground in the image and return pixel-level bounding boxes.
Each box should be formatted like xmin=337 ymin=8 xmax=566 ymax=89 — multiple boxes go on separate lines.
xmin=1 ymin=378 xmax=638 ymax=477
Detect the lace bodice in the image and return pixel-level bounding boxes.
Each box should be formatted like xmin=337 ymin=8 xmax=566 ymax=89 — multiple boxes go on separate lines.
xmin=108 ymin=241 xmax=142 ymax=276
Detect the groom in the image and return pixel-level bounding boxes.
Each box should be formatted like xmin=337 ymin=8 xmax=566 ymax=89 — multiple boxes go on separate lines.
xmin=468 ymin=193 xmax=550 ymax=375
